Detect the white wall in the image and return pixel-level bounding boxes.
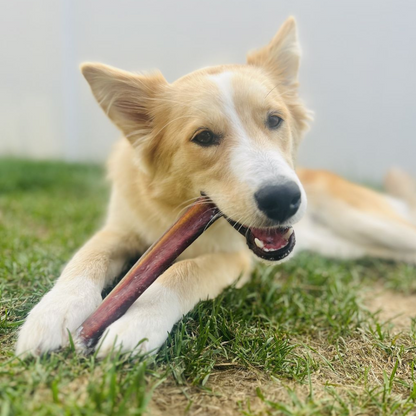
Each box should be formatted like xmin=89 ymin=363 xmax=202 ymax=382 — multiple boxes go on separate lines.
xmin=1 ymin=0 xmax=415 ymax=182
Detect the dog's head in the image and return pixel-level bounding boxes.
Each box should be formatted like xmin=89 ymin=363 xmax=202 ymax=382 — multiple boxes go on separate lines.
xmin=82 ymin=17 xmax=310 ymax=261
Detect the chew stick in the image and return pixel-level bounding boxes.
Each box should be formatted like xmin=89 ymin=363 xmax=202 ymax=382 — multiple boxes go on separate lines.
xmin=76 ymin=197 xmax=222 ymax=351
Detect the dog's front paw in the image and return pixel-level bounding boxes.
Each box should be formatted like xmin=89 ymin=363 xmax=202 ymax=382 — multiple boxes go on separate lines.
xmin=16 ymin=280 xmax=102 ymax=357
xmin=95 ymin=283 xmax=182 ymax=358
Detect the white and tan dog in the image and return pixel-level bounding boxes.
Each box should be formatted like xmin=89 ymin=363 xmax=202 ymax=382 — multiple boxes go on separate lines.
xmin=16 ymin=18 xmax=416 ymax=358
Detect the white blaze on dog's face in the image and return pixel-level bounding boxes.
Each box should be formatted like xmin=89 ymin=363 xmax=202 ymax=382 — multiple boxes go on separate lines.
xmin=82 ymin=17 xmax=311 ymax=261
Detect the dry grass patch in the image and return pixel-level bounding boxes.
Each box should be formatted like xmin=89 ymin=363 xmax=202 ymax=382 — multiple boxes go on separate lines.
xmin=366 ymin=286 xmax=416 ymax=331
xmin=148 ymin=324 xmax=416 ymax=415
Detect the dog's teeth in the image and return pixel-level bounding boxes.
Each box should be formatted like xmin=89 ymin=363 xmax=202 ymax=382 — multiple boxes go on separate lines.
xmin=254 ymin=238 xmax=264 ymax=249
xmin=263 ymin=247 xmax=277 ymax=252
xmin=283 ymin=228 xmax=294 ymax=240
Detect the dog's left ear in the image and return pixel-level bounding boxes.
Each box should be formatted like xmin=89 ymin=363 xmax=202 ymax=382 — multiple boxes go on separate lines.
xmin=81 ymin=62 xmax=167 ymax=143
xmin=247 ymin=17 xmax=300 ymax=87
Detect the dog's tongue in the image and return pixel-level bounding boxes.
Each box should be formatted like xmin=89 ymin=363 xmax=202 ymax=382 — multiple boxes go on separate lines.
xmin=250 ymin=227 xmax=293 ymax=251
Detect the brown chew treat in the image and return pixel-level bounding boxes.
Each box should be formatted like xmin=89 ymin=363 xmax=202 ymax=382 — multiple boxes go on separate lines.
xmin=76 ymin=197 xmax=222 ymax=351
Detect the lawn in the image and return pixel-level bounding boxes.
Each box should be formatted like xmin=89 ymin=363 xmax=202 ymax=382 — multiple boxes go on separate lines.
xmin=0 ymin=159 xmax=415 ymax=415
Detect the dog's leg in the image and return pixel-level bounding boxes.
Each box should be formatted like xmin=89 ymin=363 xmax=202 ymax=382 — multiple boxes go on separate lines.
xmin=16 ymin=227 xmax=139 ymax=357
xmin=95 ymin=250 xmax=252 ymax=358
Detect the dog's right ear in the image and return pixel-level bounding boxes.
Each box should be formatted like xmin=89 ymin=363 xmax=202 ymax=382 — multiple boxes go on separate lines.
xmin=81 ymin=63 xmax=167 ymax=144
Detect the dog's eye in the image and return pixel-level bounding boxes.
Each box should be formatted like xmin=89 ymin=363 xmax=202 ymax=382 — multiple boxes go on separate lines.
xmin=266 ymin=114 xmax=283 ymax=130
xmin=191 ymin=130 xmax=219 ymax=147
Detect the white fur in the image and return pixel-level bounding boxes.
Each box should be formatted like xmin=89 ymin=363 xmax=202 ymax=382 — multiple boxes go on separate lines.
xmin=385 ymin=195 xmax=413 ymax=223
xmin=294 ymin=214 xmax=366 ymax=259
xmin=15 ymin=278 xmax=102 ymax=356
xmin=211 ymin=71 xmax=307 ymax=225
xmin=96 ymin=281 xmax=183 ymax=357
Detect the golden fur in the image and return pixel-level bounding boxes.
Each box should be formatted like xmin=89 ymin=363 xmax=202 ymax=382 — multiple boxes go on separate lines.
xmin=16 ymin=17 xmax=416 ymax=358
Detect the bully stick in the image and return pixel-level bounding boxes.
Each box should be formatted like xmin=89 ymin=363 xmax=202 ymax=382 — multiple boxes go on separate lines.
xmin=76 ymin=197 xmax=222 ymax=351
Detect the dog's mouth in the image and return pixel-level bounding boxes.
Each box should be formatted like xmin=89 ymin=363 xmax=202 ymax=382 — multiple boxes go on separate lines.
xmin=226 ymin=219 xmax=296 ymax=261
xmin=199 ymin=193 xmax=296 ymax=261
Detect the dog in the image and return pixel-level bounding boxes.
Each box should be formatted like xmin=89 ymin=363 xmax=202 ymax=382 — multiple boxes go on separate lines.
xmin=16 ymin=17 xmax=416 ymax=358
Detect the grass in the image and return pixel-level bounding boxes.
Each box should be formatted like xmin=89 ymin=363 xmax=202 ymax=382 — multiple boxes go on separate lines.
xmin=0 ymin=158 xmax=415 ymax=415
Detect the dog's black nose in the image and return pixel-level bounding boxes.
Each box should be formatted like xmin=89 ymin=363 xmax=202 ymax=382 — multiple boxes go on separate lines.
xmin=254 ymin=182 xmax=301 ymax=223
